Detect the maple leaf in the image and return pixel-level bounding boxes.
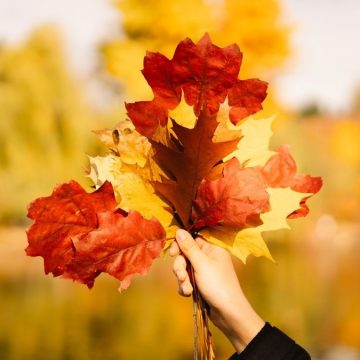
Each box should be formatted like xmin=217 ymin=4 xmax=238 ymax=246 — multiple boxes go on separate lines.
xmin=169 ymin=34 xmax=241 ymax=116
xmin=151 ymin=110 xmax=240 ymax=228
xmin=26 ymin=181 xmax=166 ymax=290
xmin=88 ymin=126 xmax=177 ymax=238
xmin=93 ymin=120 xmax=163 ymax=180
xmin=192 ymin=112 xmax=322 ymax=263
xmin=26 ymin=181 xmax=115 ymax=275
xmin=26 ymin=34 xmax=322 ymax=298
xmin=221 ymin=115 xmax=276 ymax=166
xmin=88 ymin=155 xmax=121 ymax=192
xmin=64 ymin=210 xmax=166 ymax=291
xmin=228 ymin=79 xmax=268 ymax=124
xmin=262 ymin=145 xmax=323 ymax=217
xmin=125 ymin=35 xmax=268 ymax=229
xmin=25 ymin=33 xmax=322 ymax=360
xmin=200 ymin=187 xmax=308 ymax=263
xmin=192 ymin=158 xmax=270 ymax=229
xmin=93 ymin=120 xmax=151 ymax=167
xmin=126 ymin=34 xmax=267 ymax=138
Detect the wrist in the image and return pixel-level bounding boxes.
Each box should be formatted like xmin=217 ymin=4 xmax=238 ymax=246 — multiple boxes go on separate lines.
xmin=211 ymin=295 xmax=265 ymax=353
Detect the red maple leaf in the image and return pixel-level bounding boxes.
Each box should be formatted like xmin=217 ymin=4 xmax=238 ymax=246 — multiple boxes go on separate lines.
xmin=151 ymin=111 xmax=240 ymax=228
xmin=262 ymin=145 xmax=323 ymax=218
xmin=228 ymin=79 xmax=269 ymax=124
xmin=126 ymin=34 xmax=268 ymax=229
xmin=126 ymin=34 xmax=267 ymax=137
xmin=192 ymin=158 xmax=270 ymax=229
xmin=26 ymin=181 xmax=166 ymax=289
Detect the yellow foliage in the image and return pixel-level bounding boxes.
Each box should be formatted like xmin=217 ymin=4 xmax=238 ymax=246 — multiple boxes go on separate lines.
xmin=94 ymin=120 xmax=151 ymax=167
xmin=201 ymin=187 xmax=307 ymax=263
xmin=100 ymin=8 xmax=308 ymax=265
xmin=88 ymin=156 xmax=178 ymax=239
xmin=88 ymin=123 xmax=178 ymax=239
xmin=118 ymin=0 xmax=215 ymax=43
xmin=93 ymin=120 xmax=164 ymax=180
xmin=115 ymin=172 xmax=173 ymax=224
xmin=330 ymin=119 xmax=360 ymax=166
xmin=214 ymin=0 xmax=289 ymax=76
xmin=88 ymin=155 xmax=121 ymax=190
xmin=223 ymin=115 xmax=276 ymax=166
xmin=168 ymin=92 xmax=197 ymax=129
xmin=103 ymin=0 xmax=290 ymax=122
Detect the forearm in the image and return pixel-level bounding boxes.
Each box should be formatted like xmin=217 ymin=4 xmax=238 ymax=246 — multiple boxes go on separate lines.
xmin=210 ymin=294 xmax=265 ymax=352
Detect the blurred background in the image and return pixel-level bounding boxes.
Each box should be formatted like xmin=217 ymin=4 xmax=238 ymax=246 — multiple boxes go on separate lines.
xmin=0 ymin=0 xmax=359 ymax=359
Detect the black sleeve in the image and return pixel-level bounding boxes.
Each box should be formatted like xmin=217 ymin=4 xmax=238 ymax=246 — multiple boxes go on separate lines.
xmin=228 ymin=322 xmax=311 ymax=360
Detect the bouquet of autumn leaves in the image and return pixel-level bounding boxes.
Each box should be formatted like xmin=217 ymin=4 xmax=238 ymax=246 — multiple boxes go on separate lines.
xmin=26 ymin=34 xmax=322 ymax=359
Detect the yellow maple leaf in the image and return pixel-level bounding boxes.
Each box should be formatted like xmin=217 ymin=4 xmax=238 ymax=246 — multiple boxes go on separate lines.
xmin=227 ymin=115 xmax=276 ymax=166
xmin=94 ymin=121 xmax=165 ymax=181
xmin=213 ymin=99 xmax=242 ymax=143
xmin=88 ymin=155 xmax=121 ymax=188
xmin=88 ymin=155 xmax=177 ymax=239
xmin=114 ymin=172 xmax=179 ymax=240
xmin=169 ymin=91 xmax=197 ymax=129
xmin=94 ymin=120 xmax=151 ymax=167
xmin=200 ymin=187 xmax=308 ymax=263
xmin=90 ymin=120 xmax=176 ymax=237
xmin=213 ymin=100 xmax=275 ymax=167
xmin=115 ymin=172 xmax=171 ymax=220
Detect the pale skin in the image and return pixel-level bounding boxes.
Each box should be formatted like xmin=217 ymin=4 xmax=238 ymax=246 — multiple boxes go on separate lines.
xmin=169 ymin=229 xmax=265 ymax=353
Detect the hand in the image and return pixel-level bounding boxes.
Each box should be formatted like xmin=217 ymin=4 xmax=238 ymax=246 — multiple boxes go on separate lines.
xmin=170 ymin=229 xmax=265 ymax=353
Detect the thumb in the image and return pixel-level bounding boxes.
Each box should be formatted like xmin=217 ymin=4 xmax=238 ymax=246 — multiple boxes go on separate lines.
xmin=176 ymin=229 xmax=206 ymax=270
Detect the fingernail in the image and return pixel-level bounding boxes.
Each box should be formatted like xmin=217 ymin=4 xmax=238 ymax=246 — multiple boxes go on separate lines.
xmin=176 ymin=229 xmax=187 ymax=242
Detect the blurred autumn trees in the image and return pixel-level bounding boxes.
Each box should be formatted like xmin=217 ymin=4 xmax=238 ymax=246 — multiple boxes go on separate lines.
xmin=0 ymin=27 xmax=100 ymax=223
xmin=102 ymin=0 xmax=290 ymax=117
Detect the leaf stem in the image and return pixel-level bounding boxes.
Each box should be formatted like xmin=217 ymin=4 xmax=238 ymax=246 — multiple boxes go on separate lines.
xmin=186 ymin=259 xmax=215 ymax=360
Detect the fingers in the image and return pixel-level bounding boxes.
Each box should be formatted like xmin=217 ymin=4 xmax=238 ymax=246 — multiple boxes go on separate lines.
xmin=169 ymin=241 xmax=180 ymax=257
xmin=172 ymin=254 xmax=193 ymax=297
xmin=175 ymin=229 xmax=206 ymax=270
xmin=171 ymin=229 xmax=208 ymax=298
xmin=173 ymin=254 xmax=187 ymax=280
xmin=170 ymin=233 xmax=206 ymax=257
xmin=177 ymin=275 xmax=193 ymax=297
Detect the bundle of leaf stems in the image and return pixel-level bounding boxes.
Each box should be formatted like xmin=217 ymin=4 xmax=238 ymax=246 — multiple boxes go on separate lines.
xmin=186 ymin=231 xmax=215 ymax=360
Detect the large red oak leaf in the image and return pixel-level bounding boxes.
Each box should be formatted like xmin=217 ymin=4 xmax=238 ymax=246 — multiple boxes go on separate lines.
xmin=126 ymin=34 xmax=268 ymax=137
xmin=170 ymin=34 xmax=241 ymax=115
xmin=262 ymin=145 xmax=323 ymax=218
xmin=26 ymin=181 xmax=166 ymax=290
xmin=192 ymin=158 xmax=270 ymax=229
xmin=142 ymin=52 xmax=180 ymax=109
